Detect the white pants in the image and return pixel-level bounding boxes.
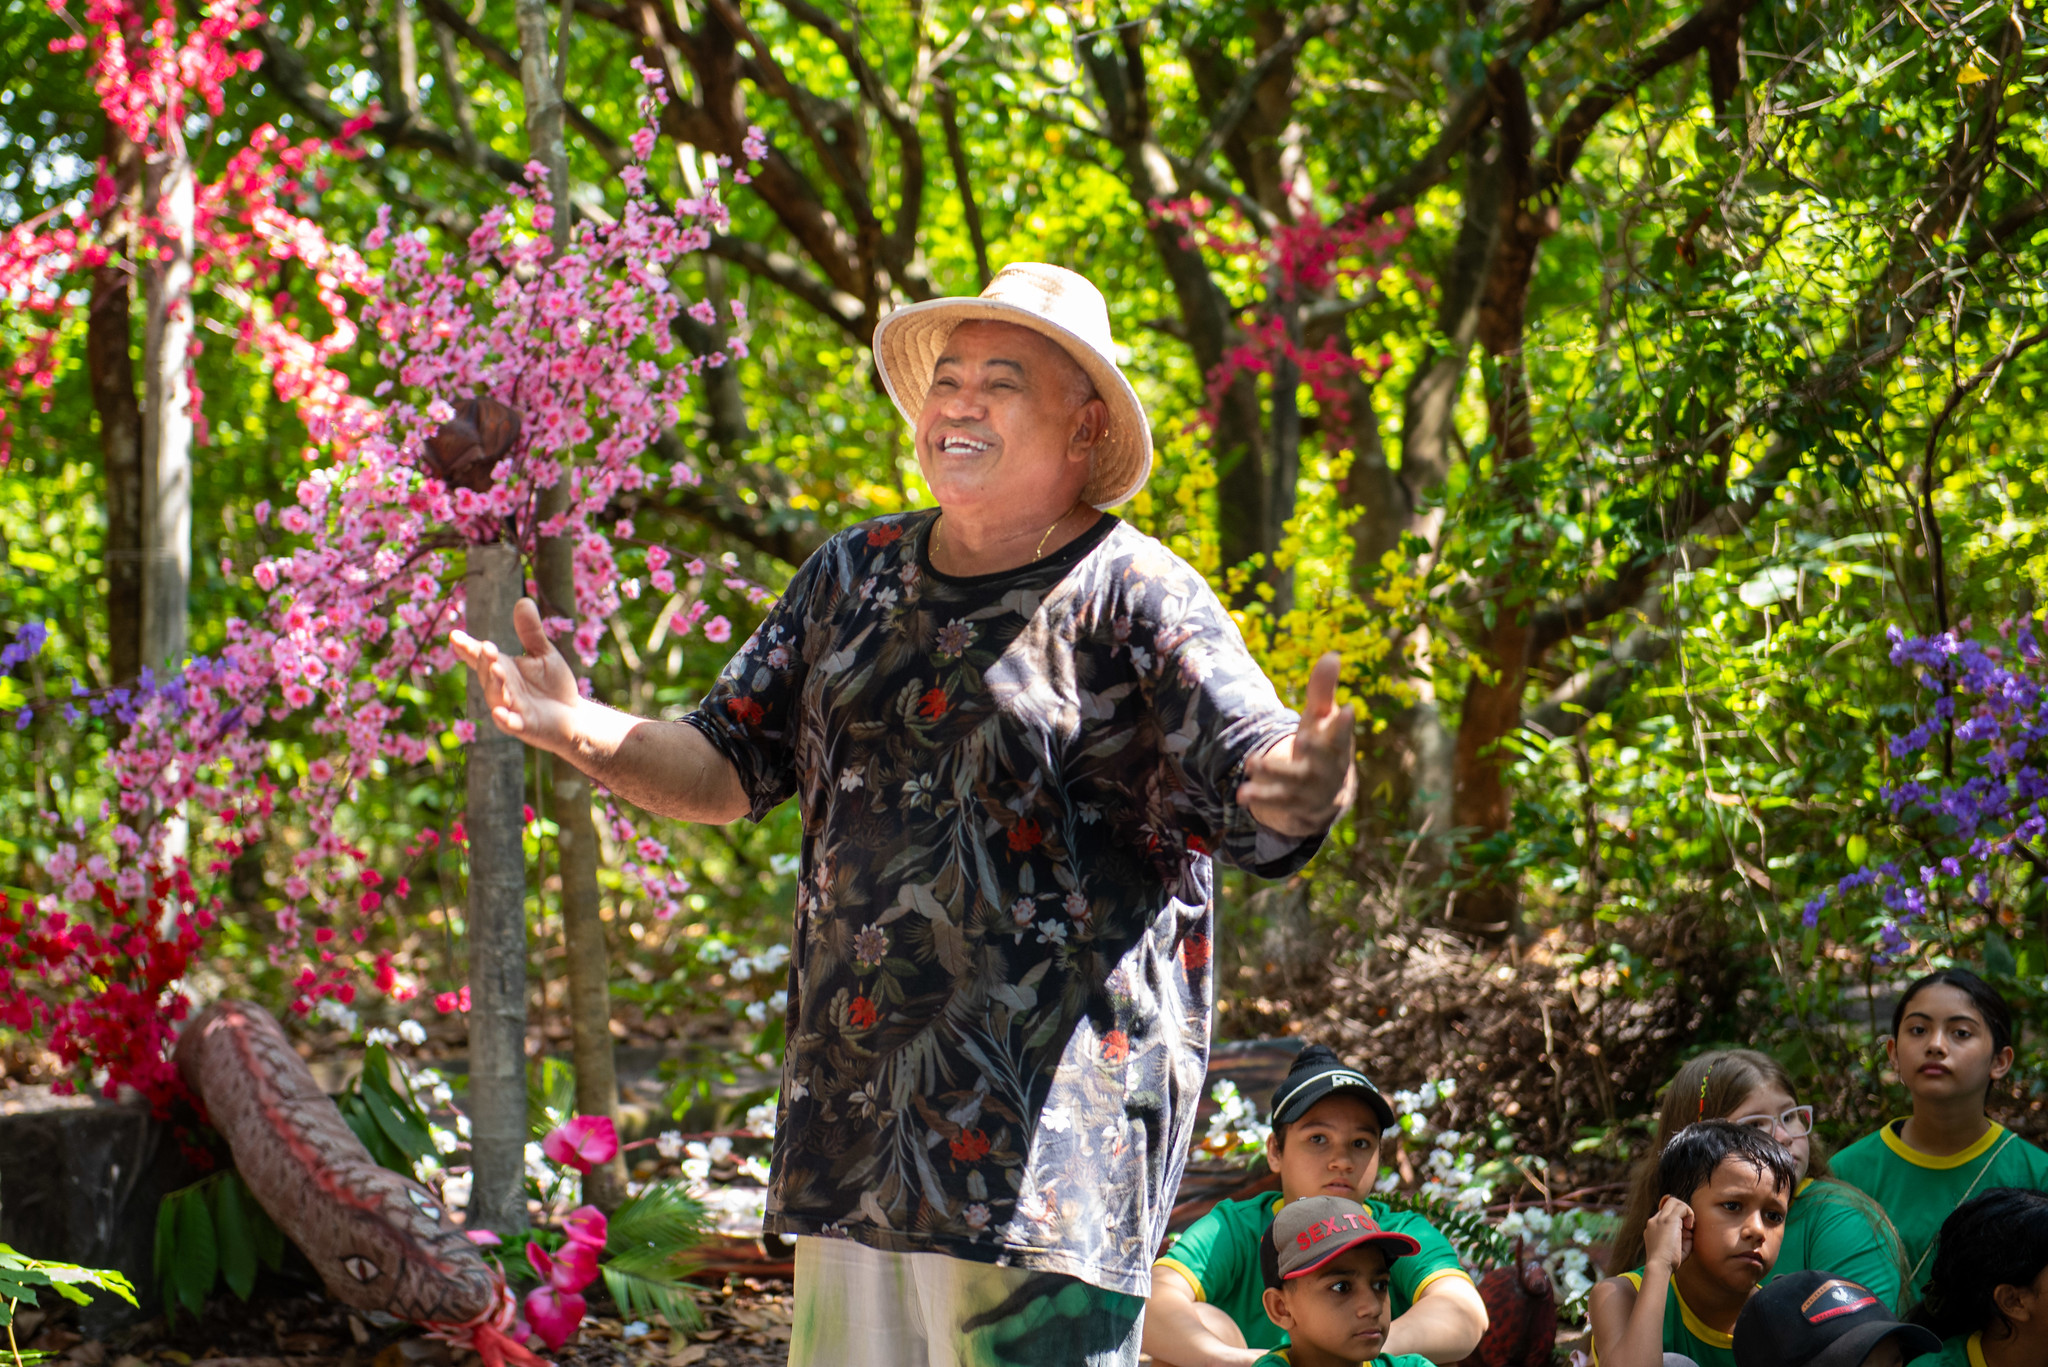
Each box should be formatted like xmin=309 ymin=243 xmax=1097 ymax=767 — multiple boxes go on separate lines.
xmin=786 ymin=1236 xmax=1144 ymax=1367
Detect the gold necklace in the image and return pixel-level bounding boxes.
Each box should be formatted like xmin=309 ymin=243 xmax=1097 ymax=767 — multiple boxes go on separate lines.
xmin=935 ymin=502 xmax=1085 ymax=568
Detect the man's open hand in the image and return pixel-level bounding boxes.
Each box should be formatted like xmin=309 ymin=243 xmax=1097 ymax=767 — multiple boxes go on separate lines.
xmin=449 ymin=597 xmax=579 ymax=755
xmin=1238 ymin=651 xmax=1357 ymax=837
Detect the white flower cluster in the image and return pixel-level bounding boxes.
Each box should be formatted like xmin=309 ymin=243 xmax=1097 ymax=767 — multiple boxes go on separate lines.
xmin=315 ymin=997 xmax=360 ymax=1034
xmin=743 ymin=1098 xmax=779 ymax=1139
xmin=1201 ymin=1079 xmax=1272 ymax=1160
xmin=702 ymin=941 xmax=789 ymax=983
xmin=680 ymin=1135 xmax=733 ymax=1184
xmin=1495 ymin=1204 xmax=1609 ymax=1313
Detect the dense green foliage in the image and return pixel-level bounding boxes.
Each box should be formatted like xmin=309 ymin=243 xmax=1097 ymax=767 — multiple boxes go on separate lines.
xmin=7 ymin=0 xmax=2048 ymax=1156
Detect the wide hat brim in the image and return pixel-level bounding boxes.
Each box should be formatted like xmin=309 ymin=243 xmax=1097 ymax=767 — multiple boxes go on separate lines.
xmin=871 ymin=296 xmax=1154 ymax=510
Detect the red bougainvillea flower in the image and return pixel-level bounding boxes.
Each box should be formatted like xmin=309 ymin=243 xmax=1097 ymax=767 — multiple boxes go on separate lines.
xmin=562 ymin=1205 xmax=608 ymax=1250
xmin=541 ymin=1115 xmax=619 ymax=1174
xmin=1101 ymin=1030 xmax=1131 ymax=1064
xmin=949 ymin=1127 xmax=991 ymax=1162
xmin=523 ymin=1285 xmax=587 ymax=1351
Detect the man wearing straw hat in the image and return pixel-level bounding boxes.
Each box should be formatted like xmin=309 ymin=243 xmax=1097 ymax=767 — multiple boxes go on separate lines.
xmin=453 ymin=263 xmax=1356 ymax=1365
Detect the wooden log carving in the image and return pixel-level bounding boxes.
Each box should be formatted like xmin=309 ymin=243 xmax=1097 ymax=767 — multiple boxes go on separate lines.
xmin=176 ymin=1000 xmax=540 ymax=1365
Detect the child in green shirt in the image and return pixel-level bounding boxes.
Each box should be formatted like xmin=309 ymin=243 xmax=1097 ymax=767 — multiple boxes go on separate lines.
xmin=1904 ymin=1188 xmax=2048 ymax=1367
xmin=1248 ymin=1195 xmax=1441 ymax=1367
xmin=1589 ymin=1121 xmax=1797 ymax=1367
xmin=1611 ymin=1049 xmax=1906 ymax=1310
xmin=1146 ymin=1046 xmax=1485 ymax=1367
xmin=1830 ymin=970 xmax=2048 ymax=1303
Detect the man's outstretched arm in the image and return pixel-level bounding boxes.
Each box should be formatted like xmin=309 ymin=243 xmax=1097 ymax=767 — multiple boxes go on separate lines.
xmin=451 ymin=597 xmax=751 ymax=825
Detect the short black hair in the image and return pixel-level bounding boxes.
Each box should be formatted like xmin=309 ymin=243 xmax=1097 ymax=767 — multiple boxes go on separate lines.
xmin=1658 ymin=1119 xmax=1798 ymax=1204
xmin=1916 ymin=1189 xmax=2048 ymax=1339
xmin=1893 ymin=968 xmax=2014 ymax=1055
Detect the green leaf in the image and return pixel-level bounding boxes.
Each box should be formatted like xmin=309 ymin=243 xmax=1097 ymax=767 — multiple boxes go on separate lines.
xmin=359 ymin=1052 xmax=436 ymax=1163
xmin=246 ymin=1186 xmax=287 ymax=1272
xmin=598 ymin=1252 xmax=704 ymax=1331
xmin=154 ymin=1192 xmax=180 ymax=1316
xmin=605 ymin=1180 xmax=712 ymax=1255
xmin=173 ymin=1185 xmax=218 ymax=1319
xmin=212 ymin=1174 xmax=259 ymax=1301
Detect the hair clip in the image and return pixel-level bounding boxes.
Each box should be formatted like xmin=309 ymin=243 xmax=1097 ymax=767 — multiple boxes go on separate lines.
xmin=1698 ymin=1062 xmax=1715 ymax=1120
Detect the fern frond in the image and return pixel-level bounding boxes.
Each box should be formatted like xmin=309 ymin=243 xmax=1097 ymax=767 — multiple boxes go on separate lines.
xmin=1374 ymin=1191 xmax=1516 ymax=1269
xmin=599 ymin=1254 xmax=704 ymax=1331
xmin=606 ymin=1180 xmax=714 ymax=1253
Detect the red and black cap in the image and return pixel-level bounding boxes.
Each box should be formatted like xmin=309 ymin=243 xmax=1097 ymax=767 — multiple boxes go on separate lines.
xmin=1269 ymin=1044 xmax=1396 ymax=1131
xmin=1733 ymin=1271 xmax=1939 ymax=1367
xmin=1260 ymin=1196 xmax=1421 ymax=1290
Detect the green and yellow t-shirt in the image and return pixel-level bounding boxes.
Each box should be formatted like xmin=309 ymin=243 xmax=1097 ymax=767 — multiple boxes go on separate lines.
xmin=1907 ymin=1332 xmax=1985 ymax=1367
xmin=1831 ymin=1121 xmax=2048 ymax=1300
xmin=1590 ymin=1269 xmax=1738 ymax=1367
xmin=1766 ymin=1177 xmax=1907 ymax=1311
xmin=1155 ymin=1193 xmax=1472 ymax=1351
xmin=1252 ymin=1352 xmax=1438 ymax=1367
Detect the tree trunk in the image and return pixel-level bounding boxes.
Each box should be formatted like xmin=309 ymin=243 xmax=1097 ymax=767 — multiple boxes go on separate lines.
xmin=464 ymin=540 xmax=532 ymax=1237
xmin=90 ymin=117 xmax=144 ymax=689
xmin=141 ymin=120 xmax=193 ymax=675
xmin=519 ymin=0 xmax=626 ymax=1211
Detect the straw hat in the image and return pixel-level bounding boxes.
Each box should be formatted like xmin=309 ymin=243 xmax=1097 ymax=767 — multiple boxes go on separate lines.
xmin=871 ymin=263 xmax=1153 ymax=509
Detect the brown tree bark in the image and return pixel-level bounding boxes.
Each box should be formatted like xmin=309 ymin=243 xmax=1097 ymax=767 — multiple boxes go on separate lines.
xmin=89 ymin=116 xmax=145 ymax=690
xmin=518 ymin=0 xmax=627 ymax=1212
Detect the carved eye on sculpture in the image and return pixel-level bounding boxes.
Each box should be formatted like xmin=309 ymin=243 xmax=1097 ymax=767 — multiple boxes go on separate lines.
xmin=407 ymin=1188 xmax=443 ymax=1222
xmin=343 ymin=1255 xmax=382 ymax=1282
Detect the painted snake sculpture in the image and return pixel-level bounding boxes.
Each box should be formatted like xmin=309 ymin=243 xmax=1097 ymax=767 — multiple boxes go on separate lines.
xmin=176 ymin=1000 xmax=541 ymax=1366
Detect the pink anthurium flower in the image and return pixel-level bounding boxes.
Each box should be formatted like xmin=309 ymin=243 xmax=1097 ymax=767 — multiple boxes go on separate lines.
xmin=561 ymin=1205 xmax=606 ymax=1254
xmin=523 ymin=1285 xmax=586 ymax=1351
xmin=540 ymin=1115 xmax=619 ymax=1174
xmin=562 ymin=1205 xmax=608 ymax=1250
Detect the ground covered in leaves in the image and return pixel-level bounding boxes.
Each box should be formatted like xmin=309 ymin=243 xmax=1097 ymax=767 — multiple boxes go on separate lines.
xmin=14 ymin=1283 xmax=796 ymax=1367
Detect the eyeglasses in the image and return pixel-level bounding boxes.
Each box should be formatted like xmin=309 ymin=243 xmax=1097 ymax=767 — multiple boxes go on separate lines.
xmin=1730 ymin=1105 xmax=1814 ymax=1138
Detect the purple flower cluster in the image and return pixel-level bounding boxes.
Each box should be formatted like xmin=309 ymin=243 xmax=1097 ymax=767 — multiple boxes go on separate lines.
xmin=1803 ymin=622 xmax=2048 ymax=962
xmin=3 ymin=621 xmax=48 ymax=730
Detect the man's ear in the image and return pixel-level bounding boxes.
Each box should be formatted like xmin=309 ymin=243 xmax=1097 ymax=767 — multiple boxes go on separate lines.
xmin=1071 ymin=396 xmax=1109 ymax=454
xmin=1262 ymin=1286 xmax=1296 ymax=1334
xmin=1994 ymin=1281 xmax=2032 ymax=1325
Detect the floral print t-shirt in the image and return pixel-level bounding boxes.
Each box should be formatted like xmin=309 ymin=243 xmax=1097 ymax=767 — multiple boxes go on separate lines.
xmin=682 ymin=509 xmax=1324 ymax=1295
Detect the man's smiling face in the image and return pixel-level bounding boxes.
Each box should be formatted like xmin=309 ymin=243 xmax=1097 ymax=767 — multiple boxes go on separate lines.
xmin=913 ymin=320 xmax=1103 ymax=515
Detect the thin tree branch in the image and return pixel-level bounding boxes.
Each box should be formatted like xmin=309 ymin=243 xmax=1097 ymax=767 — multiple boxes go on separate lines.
xmin=935 ymin=81 xmax=992 ymax=287
xmin=1189 ymin=4 xmax=1350 ymax=169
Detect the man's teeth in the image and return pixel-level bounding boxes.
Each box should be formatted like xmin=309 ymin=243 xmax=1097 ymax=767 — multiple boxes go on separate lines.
xmin=940 ymin=436 xmax=990 ymax=453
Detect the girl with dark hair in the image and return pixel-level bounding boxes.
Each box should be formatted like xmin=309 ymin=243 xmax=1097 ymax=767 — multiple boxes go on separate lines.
xmin=1833 ymin=970 xmax=2048 ymax=1305
xmin=1590 ymin=1121 xmax=1799 ymax=1367
xmin=1907 ymin=1188 xmax=2048 ymax=1367
xmin=1612 ymin=1050 xmax=1907 ymax=1309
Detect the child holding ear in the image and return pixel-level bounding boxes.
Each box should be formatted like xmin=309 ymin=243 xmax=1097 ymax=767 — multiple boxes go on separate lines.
xmin=1907 ymin=1188 xmax=2048 ymax=1367
xmin=1832 ymin=970 xmax=2048 ymax=1303
xmin=1590 ymin=1121 xmax=1798 ymax=1367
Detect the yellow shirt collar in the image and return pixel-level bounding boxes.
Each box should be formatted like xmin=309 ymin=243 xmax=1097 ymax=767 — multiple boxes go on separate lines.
xmin=1879 ymin=1119 xmax=2006 ymax=1170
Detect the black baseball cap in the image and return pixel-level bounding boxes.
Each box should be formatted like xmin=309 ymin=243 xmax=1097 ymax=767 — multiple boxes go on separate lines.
xmin=1732 ymin=1271 xmax=1939 ymax=1367
xmin=1270 ymin=1044 xmax=1396 ymax=1131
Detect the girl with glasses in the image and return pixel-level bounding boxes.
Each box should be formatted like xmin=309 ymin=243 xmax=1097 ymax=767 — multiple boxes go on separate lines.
xmin=1832 ymin=969 xmax=2048 ymax=1307
xmin=1611 ymin=1050 xmax=1907 ymax=1312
